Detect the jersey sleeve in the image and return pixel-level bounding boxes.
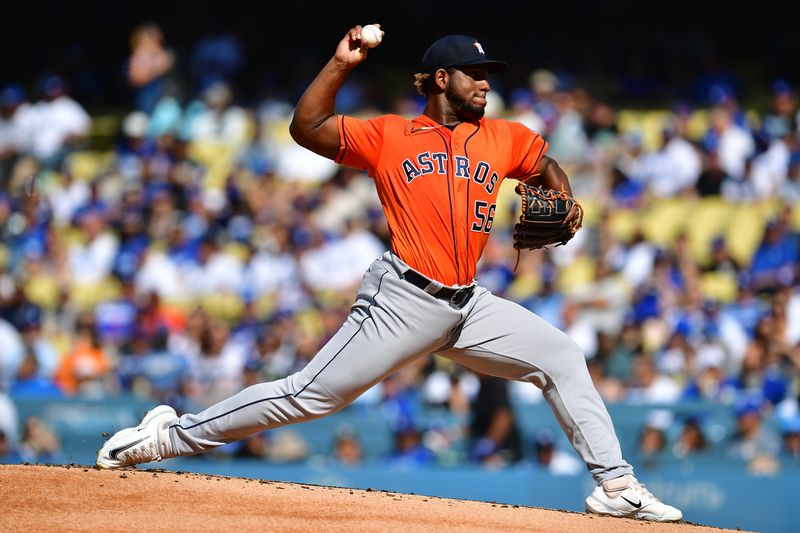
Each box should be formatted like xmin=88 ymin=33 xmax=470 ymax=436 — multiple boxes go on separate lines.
xmin=505 ymin=121 xmax=549 ymax=180
xmin=336 ymin=115 xmax=387 ymax=172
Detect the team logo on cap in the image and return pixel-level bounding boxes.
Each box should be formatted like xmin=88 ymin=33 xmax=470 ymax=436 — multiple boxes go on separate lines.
xmin=473 ymin=41 xmax=485 ymax=55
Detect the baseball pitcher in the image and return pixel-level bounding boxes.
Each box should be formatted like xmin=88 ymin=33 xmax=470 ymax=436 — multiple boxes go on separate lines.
xmin=98 ymin=25 xmax=682 ymax=522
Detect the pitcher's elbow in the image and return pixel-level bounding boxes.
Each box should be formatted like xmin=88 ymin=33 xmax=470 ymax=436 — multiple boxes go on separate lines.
xmin=289 ymin=118 xmax=302 ymax=144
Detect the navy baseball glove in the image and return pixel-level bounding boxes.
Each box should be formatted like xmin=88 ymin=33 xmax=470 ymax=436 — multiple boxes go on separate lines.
xmin=513 ymin=184 xmax=583 ymax=250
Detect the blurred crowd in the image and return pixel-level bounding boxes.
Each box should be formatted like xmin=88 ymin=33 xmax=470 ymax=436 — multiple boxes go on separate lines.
xmin=1 ymin=23 xmax=800 ymax=472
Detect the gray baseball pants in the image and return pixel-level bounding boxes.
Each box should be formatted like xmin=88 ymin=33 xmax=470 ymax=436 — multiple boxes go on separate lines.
xmin=168 ymin=251 xmax=633 ymax=483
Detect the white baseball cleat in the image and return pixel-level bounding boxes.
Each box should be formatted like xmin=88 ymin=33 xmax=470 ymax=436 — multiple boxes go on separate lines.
xmin=96 ymin=405 xmax=177 ymax=469
xmin=585 ymin=474 xmax=683 ymax=522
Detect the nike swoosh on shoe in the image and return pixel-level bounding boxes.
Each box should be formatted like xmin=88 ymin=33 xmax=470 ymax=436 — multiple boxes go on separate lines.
xmin=621 ymin=495 xmax=642 ymax=508
xmin=109 ymin=437 xmax=147 ymax=460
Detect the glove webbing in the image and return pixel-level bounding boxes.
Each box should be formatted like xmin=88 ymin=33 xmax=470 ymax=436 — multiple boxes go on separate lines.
xmin=513 ymin=187 xmax=584 ymax=271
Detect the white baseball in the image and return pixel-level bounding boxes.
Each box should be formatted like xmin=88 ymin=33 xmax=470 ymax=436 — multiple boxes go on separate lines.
xmin=360 ymin=24 xmax=382 ymax=48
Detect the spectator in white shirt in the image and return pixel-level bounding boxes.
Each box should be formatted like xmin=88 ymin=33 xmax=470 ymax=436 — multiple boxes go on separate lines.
xmin=184 ymin=318 xmax=248 ymax=407
xmin=562 ymin=300 xmax=598 ymax=360
xmin=708 ymin=106 xmax=755 ymax=181
xmin=46 ymin=170 xmax=90 ymax=227
xmin=641 ymin=118 xmax=702 ymax=197
xmin=627 ymin=354 xmax=682 ymax=404
xmin=621 ymin=232 xmax=658 ymax=289
xmin=0 ymin=393 xmax=19 ymax=446
xmin=0 ymin=318 xmax=25 ymax=392
xmin=312 ymin=168 xmax=381 ymax=232
xmin=135 ymin=247 xmax=184 ymax=301
xmin=531 ymin=428 xmax=582 ymax=475
xmin=300 ymin=218 xmax=385 ymax=292
xmin=243 ymin=226 xmax=302 ymax=300
xmin=29 ymin=76 xmax=91 ymax=167
xmin=181 ymin=235 xmax=244 ymax=297
xmin=749 ymin=120 xmax=793 ymax=199
xmin=507 ymin=88 xmax=545 ymax=135
xmin=0 ymin=85 xmax=36 ymax=185
xmin=187 ymin=82 xmax=249 ymax=149
xmin=67 ymin=207 xmax=119 ymax=285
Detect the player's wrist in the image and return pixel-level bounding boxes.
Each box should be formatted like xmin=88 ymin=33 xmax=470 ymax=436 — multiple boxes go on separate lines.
xmin=329 ymin=56 xmax=358 ymax=74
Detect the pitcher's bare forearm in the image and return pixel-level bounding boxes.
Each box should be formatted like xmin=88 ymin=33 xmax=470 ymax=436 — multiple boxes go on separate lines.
xmin=524 ymin=155 xmax=580 ymax=227
xmin=289 ymin=58 xmax=353 ymax=159
xmin=525 ymin=156 xmax=573 ymax=195
xmin=289 ymin=24 xmax=381 ymax=160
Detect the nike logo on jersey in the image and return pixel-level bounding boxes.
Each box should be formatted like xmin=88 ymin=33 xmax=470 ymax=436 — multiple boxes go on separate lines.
xmin=621 ymin=495 xmax=642 ymax=509
xmin=109 ymin=437 xmax=147 ymax=460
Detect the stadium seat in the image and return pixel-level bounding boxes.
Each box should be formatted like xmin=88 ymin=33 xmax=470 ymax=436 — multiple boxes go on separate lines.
xmin=88 ymin=115 xmax=122 ymax=149
xmin=492 ymin=178 xmax=521 ymax=229
xmin=66 ymin=151 xmax=115 ymax=182
xmin=556 ymin=255 xmax=595 ymax=293
xmin=70 ymin=278 xmax=122 ymax=312
xmin=790 ymin=202 xmax=800 ymax=231
xmin=724 ymin=202 xmax=776 ymax=267
xmin=617 ymin=110 xmax=672 ymax=151
xmin=688 ymin=197 xmax=735 ymax=265
xmin=222 ymin=242 xmax=250 ymax=264
xmin=200 ymin=293 xmax=245 ymax=322
xmin=506 ymin=272 xmax=542 ymax=301
xmin=683 ymin=110 xmax=708 ymax=141
xmin=700 ymin=271 xmax=739 ymax=303
xmin=607 ymin=208 xmax=640 ymax=243
xmin=640 ymin=197 xmax=692 ymax=249
xmin=575 ymin=197 xmax=601 ymax=228
xmin=23 ymin=274 xmax=61 ymax=310
xmin=188 ymin=141 xmax=237 ymax=189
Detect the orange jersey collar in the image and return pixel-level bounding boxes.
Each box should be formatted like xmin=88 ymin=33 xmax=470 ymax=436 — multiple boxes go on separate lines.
xmin=407 ymin=114 xmax=484 ymax=135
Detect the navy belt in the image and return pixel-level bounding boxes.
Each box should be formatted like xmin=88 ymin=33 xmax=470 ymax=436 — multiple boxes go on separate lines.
xmin=402 ymin=269 xmax=475 ymax=309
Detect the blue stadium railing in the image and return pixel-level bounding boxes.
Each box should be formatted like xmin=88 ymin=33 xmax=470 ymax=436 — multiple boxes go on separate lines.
xmin=7 ymin=395 xmax=785 ymax=466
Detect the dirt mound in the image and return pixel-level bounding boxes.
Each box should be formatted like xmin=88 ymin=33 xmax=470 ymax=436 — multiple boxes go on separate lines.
xmin=0 ymin=465 xmax=739 ymax=532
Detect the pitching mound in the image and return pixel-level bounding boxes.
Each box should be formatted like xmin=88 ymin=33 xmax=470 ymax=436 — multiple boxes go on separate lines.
xmin=1 ymin=465 xmax=739 ymax=532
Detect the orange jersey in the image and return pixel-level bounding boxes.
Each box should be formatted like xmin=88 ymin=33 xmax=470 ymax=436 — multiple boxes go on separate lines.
xmin=337 ymin=113 xmax=548 ymax=286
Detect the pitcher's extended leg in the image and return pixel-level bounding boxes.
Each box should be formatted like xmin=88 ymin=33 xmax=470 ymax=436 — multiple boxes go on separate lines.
xmin=439 ymin=288 xmax=632 ymax=483
xmin=168 ymin=261 xmax=460 ymax=456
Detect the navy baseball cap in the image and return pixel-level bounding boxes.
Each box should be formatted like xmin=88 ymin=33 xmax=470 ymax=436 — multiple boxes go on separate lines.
xmin=14 ymin=303 xmax=42 ymax=330
xmin=0 ymin=84 xmax=25 ymax=108
xmin=421 ymin=35 xmax=507 ymax=73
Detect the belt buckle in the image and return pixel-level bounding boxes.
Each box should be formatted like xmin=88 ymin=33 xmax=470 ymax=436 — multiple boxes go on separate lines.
xmin=449 ymin=286 xmax=473 ymax=308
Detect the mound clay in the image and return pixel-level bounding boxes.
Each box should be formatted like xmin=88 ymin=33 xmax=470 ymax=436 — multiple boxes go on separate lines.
xmin=0 ymin=465 xmax=741 ymax=532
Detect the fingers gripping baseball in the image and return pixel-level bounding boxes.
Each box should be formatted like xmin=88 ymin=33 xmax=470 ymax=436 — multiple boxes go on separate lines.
xmin=359 ymin=24 xmax=383 ymax=48
xmin=335 ymin=24 xmax=384 ymax=67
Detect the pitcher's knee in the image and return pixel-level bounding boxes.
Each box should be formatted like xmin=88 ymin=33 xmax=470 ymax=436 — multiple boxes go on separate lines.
xmin=290 ymin=392 xmax=349 ymax=421
xmin=515 ymin=337 xmax=586 ymax=384
xmin=564 ymin=337 xmax=586 ymax=361
xmin=546 ymin=338 xmax=590 ymax=381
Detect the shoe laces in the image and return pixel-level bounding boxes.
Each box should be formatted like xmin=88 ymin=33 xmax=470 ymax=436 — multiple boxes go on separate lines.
xmin=123 ymin=441 xmax=160 ymax=465
xmin=628 ymin=478 xmax=659 ymax=503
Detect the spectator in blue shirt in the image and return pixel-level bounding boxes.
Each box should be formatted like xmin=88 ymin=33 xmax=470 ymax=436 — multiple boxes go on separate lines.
xmin=750 ymin=220 xmax=798 ymax=294
xmin=191 ymin=23 xmax=244 ymax=97
xmin=0 ymin=429 xmax=23 ymax=463
xmin=724 ymin=272 xmax=769 ymax=337
xmin=116 ymin=327 xmax=188 ymax=401
xmin=781 ymin=416 xmax=800 ymax=460
xmin=13 ymin=302 xmax=58 ymax=379
xmin=10 ymin=346 xmax=63 ymax=398
xmin=727 ymin=396 xmax=781 ymax=463
xmin=385 ymin=417 xmax=435 ymax=469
